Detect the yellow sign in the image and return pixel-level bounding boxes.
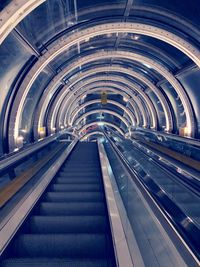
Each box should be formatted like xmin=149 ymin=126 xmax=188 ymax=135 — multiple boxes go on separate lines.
xmin=101 ymin=91 xmax=107 ymax=104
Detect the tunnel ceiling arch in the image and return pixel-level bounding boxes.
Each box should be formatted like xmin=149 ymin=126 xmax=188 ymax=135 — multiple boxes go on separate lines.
xmin=1 ymin=0 xmax=200 ymax=152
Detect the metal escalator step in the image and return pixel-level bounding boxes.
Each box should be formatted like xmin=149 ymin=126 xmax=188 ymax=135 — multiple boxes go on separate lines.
xmin=12 ymin=234 xmax=108 ymax=258
xmin=65 ymin=160 xmax=99 ymax=163
xmin=55 ymin=178 xmax=101 ymax=184
xmin=62 ymin=164 xmax=100 ymax=168
xmin=60 ymin=171 xmax=100 ymax=175
xmin=58 ymin=173 xmax=101 ymax=178
xmin=44 ymin=192 xmax=104 ymax=202
xmin=51 ymin=184 xmax=103 ymax=192
xmin=30 ymin=215 xmax=107 ymax=233
xmin=62 ymin=168 xmax=100 ymax=171
xmin=1 ymin=258 xmax=113 ymax=267
xmin=38 ymin=202 xmax=106 ymax=216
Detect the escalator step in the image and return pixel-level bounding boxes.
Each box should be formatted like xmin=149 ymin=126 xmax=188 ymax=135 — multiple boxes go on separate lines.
xmin=51 ymin=184 xmax=102 ymax=192
xmin=55 ymin=178 xmax=101 ymax=184
xmin=60 ymin=171 xmax=100 ymax=175
xmin=44 ymin=192 xmax=104 ymax=202
xmin=62 ymin=164 xmax=100 ymax=168
xmin=1 ymin=258 xmax=113 ymax=267
xmin=58 ymin=173 xmax=101 ymax=178
xmin=12 ymin=234 xmax=108 ymax=258
xmin=30 ymin=215 xmax=107 ymax=233
xmin=61 ymin=168 xmax=100 ymax=172
xmin=38 ymin=202 xmax=106 ymax=216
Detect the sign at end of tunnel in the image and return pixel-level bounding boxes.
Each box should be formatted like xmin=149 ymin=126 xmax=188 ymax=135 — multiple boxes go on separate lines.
xmin=101 ymin=91 xmax=107 ymax=104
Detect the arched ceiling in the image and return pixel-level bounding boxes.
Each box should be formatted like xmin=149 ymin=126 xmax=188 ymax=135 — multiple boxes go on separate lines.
xmin=0 ymin=0 xmax=200 ymax=153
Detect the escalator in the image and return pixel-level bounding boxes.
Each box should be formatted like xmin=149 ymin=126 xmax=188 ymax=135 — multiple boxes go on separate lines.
xmin=104 ymin=132 xmax=200 ymax=265
xmin=0 ymin=142 xmax=116 ymax=267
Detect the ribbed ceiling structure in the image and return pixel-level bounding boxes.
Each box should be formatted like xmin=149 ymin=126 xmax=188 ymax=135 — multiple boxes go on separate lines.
xmin=0 ymin=0 xmax=200 ymax=153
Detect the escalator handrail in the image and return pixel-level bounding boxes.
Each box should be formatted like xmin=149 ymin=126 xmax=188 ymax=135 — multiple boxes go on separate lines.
xmin=134 ymin=127 xmax=200 ymax=148
xmin=98 ymin=140 xmax=135 ymax=267
xmin=107 ymin=127 xmax=200 ymax=192
xmin=104 ymin=132 xmax=200 ymax=265
xmin=130 ymin=140 xmax=200 ymax=193
xmin=0 ymin=141 xmax=68 ymax=208
xmin=0 ymin=138 xmax=78 ymax=255
xmin=0 ymin=133 xmax=60 ymax=173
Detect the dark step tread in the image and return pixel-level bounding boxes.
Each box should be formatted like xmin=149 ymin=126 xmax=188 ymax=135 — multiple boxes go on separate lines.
xmin=0 ymin=258 xmax=113 ymax=267
xmin=55 ymin=178 xmax=101 ymax=184
xmin=51 ymin=184 xmax=102 ymax=192
xmin=44 ymin=192 xmax=104 ymax=202
xmin=38 ymin=202 xmax=106 ymax=216
xmin=58 ymin=174 xmax=101 ymax=178
xmin=12 ymin=234 xmax=109 ymax=258
xmin=29 ymin=215 xmax=107 ymax=233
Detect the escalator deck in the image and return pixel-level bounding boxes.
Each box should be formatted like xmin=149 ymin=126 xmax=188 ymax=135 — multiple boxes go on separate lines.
xmin=0 ymin=142 xmax=116 ymax=267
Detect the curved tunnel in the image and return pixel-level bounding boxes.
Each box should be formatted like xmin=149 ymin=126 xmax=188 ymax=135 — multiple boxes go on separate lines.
xmin=0 ymin=0 xmax=200 ymax=153
xmin=0 ymin=1 xmax=200 ymax=266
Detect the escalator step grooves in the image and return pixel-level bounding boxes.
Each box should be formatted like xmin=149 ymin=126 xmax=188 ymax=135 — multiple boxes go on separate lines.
xmin=44 ymin=192 xmax=104 ymax=202
xmin=1 ymin=258 xmax=113 ymax=267
xmin=38 ymin=202 xmax=106 ymax=215
xmin=30 ymin=216 xmax=107 ymax=233
xmin=1 ymin=142 xmax=116 ymax=267
xmin=12 ymin=234 xmax=108 ymax=258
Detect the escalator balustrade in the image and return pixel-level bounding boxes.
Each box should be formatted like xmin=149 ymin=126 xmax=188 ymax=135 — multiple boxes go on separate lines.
xmin=1 ymin=142 xmax=116 ymax=267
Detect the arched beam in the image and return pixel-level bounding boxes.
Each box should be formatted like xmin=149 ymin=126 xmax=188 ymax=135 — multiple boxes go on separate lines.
xmin=36 ymin=84 xmax=147 ymax=139
xmin=46 ymin=72 xmax=157 ymax=133
xmin=45 ymin=51 xmax=193 ymax=135
xmin=72 ymin=109 xmax=131 ymax=129
xmin=47 ymin=75 xmax=156 ymax=135
xmin=49 ymin=79 xmax=152 ymax=134
xmin=51 ymin=65 xmax=172 ymax=131
xmin=62 ymin=83 xmax=145 ymax=128
xmin=69 ymin=99 xmax=135 ymax=126
xmin=41 ymin=75 xmax=153 ymax=135
xmin=10 ymin=21 xmax=199 ymax=147
xmin=34 ymin=51 xmax=178 ymax=134
xmin=0 ymin=0 xmax=46 ymax=44
xmin=66 ymin=91 xmax=138 ymax=126
xmin=79 ymin=121 xmax=125 ymax=136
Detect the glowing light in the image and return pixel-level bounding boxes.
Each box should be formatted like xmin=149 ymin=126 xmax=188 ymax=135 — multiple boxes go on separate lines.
xmin=143 ymin=63 xmax=152 ymax=69
xmin=81 ymin=95 xmax=86 ymax=101
xmin=123 ymin=97 xmax=128 ymax=102
xmin=16 ymin=136 xmax=24 ymax=142
xmin=98 ymin=122 xmax=104 ymax=126
xmin=51 ymin=127 xmax=56 ymax=133
xmin=20 ymin=129 xmax=27 ymax=133
xmin=132 ymin=35 xmax=140 ymax=40
xmin=183 ymin=127 xmax=191 ymax=136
